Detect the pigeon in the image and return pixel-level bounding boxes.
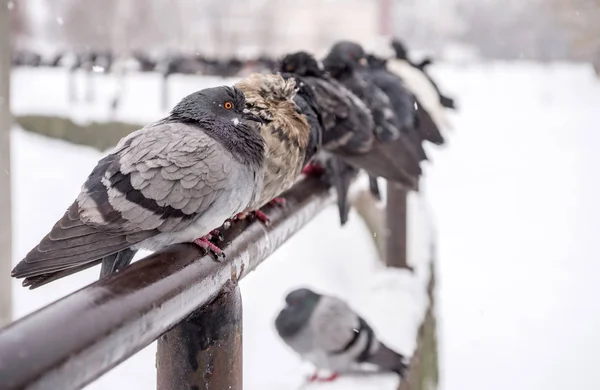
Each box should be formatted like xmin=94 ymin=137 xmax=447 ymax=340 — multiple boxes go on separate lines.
xmin=366 ymin=53 xmax=444 ymax=148
xmin=11 ymin=86 xmax=265 ymax=289
xmin=390 ymin=38 xmax=456 ymax=110
xmin=234 ymin=73 xmax=319 ymax=223
xmin=280 ymin=51 xmax=375 ymax=225
xmin=322 ymin=44 xmax=422 ymax=194
xmin=277 ymin=72 xmax=324 ymax=170
xmin=388 ymin=39 xmax=454 ymax=132
xmin=323 ymin=42 xmax=403 ymax=142
xmin=275 ymin=288 xmax=409 ymax=381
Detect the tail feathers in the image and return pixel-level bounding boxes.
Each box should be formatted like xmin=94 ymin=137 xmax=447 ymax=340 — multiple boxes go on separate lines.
xmin=367 ymin=342 xmax=409 ymax=378
xmin=12 ymin=202 xmax=153 ymax=280
xmin=22 ymin=259 xmax=102 ymax=289
xmin=339 ymin=138 xmax=420 ymax=191
xmin=325 ymin=156 xmax=359 ymax=226
xmin=22 ymin=248 xmax=138 ymax=289
xmin=99 ymin=249 xmax=137 ymax=278
xmin=368 ymin=176 xmax=381 ymax=200
xmin=415 ymin=99 xmax=445 ymax=146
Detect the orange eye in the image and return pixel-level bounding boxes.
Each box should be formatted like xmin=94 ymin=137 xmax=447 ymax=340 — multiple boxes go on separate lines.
xmin=224 ymin=101 xmax=233 ymax=110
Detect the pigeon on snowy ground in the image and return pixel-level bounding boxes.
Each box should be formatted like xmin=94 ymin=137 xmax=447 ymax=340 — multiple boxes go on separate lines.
xmin=11 ymin=86 xmax=265 ymax=289
xmin=391 ymin=38 xmax=456 ymax=110
xmin=234 ymin=73 xmax=321 ymax=224
xmin=275 ymin=288 xmax=409 ymax=382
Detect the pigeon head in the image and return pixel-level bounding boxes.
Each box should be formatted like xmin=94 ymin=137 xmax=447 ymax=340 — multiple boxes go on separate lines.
xmin=280 ymin=51 xmax=325 ymax=78
xmin=275 ymin=288 xmax=322 ymax=338
xmin=323 ymin=41 xmax=367 ymax=75
xmin=235 ymin=73 xmax=301 ymax=124
xmin=170 ymin=86 xmax=261 ymax=125
xmin=285 ymin=288 xmax=321 ymax=307
xmin=366 ymin=54 xmax=387 ymax=70
xmin=391 ymin=38 xmax=408 ymax=60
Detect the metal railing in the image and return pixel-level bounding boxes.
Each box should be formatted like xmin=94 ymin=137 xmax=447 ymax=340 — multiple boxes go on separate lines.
xmin=0 ymin=175 xmax=429 ymax=390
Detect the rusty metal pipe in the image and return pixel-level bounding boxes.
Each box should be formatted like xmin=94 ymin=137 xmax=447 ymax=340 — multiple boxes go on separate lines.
xmin=157 ymin=285 xmax=243 ymax=390
xmin=0 ymin=177 xmax=334 ymax=390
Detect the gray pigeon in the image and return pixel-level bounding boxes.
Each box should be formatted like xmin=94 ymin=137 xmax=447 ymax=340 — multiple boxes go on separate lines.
xmin=275 ymin=288 xmax=409 ymax=380
xmin=11 ymin=86 xmax=265 ymax=289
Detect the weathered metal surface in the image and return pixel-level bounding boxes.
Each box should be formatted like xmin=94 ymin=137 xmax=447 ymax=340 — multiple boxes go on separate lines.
xmin=385 ymin=183 xmax=410 ymax=269
xmin=0 ymin=177 xmax=334 ymax=390
xmin=398 ymin=255 xmax=438 ymax=390
xmin=157 ymin=285 xmax=243 ymax=390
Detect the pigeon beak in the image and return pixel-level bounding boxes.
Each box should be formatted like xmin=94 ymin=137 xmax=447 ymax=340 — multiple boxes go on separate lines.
xmin=358 ymin=57 xmax=368 ymax=67
xmin=242 ymin=109 xmax=263 ymax=124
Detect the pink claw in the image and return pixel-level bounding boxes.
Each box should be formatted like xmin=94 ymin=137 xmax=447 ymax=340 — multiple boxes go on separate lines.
xmin=193 ymin=236 xmax=225 ymax=258
xmin=253 ymin=210 xmax=270 ymax=225
xmin=306 ymin=371 xmax=339 ymax=383
xmin=269 ymin=197 xmax=287 ymax=207
xmin=302 ymin=163 xmax=325 ymax=176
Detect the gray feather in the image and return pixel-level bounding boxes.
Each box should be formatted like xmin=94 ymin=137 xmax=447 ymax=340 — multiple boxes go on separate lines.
xmin=275 ymin=289 xmax=408 ymax=376
xmin=13 ymin=86 xmax=265 ymax=287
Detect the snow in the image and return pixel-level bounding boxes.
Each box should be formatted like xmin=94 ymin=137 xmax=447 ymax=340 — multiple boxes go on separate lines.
xmin=10 ymin=68 xmax=239 ymax=127
xmin=423 ymin=61 xmax=600 ymax=390
xmin=7 ymin=61 xmax=600 ymax=390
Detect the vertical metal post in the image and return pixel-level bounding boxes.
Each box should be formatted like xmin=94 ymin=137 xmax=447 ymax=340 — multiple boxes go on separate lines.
xmin=385 ymin=182 xmax=409 ymax=269
xmin=0 ymin=0 xmax=13 ymax=327
xmin=398 ymin=260 xmax=439 ymax=390
xmin=157 ymin=285 xmax=243 ymax=390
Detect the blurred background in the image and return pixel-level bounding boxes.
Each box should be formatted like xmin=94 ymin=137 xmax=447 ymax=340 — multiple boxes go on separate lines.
xmin=9 ymin=0 xmax=600 ymax=63
xmin=1 ymin=0 xmax=600 ymax=389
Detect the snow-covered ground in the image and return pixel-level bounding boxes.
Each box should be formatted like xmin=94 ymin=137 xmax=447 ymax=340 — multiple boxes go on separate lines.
xmin=10 ymin=68 xmax=238 ymax=126
xmin=7 ymin=62 xmax=600 ymax=390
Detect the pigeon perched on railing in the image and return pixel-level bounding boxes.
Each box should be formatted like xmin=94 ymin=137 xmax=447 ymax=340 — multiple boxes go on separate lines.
xmin=275 ymin=288 xmax=409 ymax=382
xmin=280 ymin=51 xmax=373 ymax=225
xmin=388 ymin=40 xmax=454 ymax=133
xmin=323 ymin=42 xmax=422 ymax=186
xmin=282 ymin=50 xmax=421 ymax=225
xmin=234 ymin=73 xmax=321 ymax=224
xmin=366 ymin=54 xmax=444 ymax=149
xmin=11 ymin=86 xmax=265 ymax=289
xmin=324 ymin=41 xmax=429 ymax=201
xmin=391 ymin=38 xmax=456 ymax=110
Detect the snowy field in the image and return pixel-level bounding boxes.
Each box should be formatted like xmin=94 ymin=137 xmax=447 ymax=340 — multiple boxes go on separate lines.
xmin=7 ymin=61 xmax=600 ymax=390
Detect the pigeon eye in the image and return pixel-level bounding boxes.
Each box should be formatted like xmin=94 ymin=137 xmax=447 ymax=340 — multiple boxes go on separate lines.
xmin=224 ymin=101 xmax=233 ymax=110
xmin=286 ymin=64 xmax=294 ymax=72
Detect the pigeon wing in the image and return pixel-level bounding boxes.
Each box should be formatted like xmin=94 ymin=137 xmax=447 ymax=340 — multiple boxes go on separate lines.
xmin=13 ymin=122 xmax=233 ymax=279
